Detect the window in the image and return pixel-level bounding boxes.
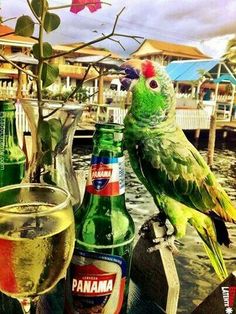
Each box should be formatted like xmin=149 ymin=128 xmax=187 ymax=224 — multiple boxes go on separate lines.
xmin=11 ymin=46 xmax=22 ymax=53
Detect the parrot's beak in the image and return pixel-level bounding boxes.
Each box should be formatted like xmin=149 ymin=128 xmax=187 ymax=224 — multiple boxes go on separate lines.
xmin=119 ymin=61 xmax=141 ymax=91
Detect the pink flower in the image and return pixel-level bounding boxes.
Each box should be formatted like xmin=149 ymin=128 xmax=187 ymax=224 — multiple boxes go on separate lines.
xmin=70 ymin=0 xmax=101 ymax=14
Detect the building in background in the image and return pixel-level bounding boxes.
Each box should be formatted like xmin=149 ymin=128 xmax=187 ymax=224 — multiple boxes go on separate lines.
xmin=0 ymin=27 xmax=213 ymax=99
xmin=0 ymin=24 xmax=123 ymax=98
xmin=131 ymin=38 xmax=210 ymax=65
xmin=0 ymin=24 xmax=35 ymax=83
xmin=51 ymin=43 xmax=122 ymax=92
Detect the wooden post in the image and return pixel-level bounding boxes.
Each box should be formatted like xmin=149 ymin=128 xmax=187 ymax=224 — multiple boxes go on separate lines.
xmin=229 ymin=84 xmax=235 ymax=121
xmin=194 ymin=129 xmax=201 ymax=140
xmin=66 ymin=76 xmax=70 ymax=89
xmin=207 ymin=114 xmax=216 ymax=167
xmin=131 ymin=221 xmax=179 ymax=314
xmin=16 ymin=69 xmax=23 ymax=99
xmin=207 ymin=63 xmax=221 ymax=167
xmin=98 ymin=66 xmax=104 ymax=104
xmin=223 ymin=130 xmax=228 ymax=139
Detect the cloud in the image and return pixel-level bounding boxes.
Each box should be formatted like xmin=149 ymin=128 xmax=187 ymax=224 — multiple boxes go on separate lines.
xmin=2 ymin=0 xmax=236 ymax=58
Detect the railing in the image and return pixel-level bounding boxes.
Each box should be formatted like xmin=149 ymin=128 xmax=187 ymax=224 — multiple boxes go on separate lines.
xmin=9 ymin=83 xmax=215 ymax=138
xmin=16 ymin=101 xmax=212 ymax=136
xmin=176 ymin=92 xmax=232 ymax=103
xmin=215 ymin=102 xmax=232 ymax=121
xmin=0 ymin=82 xmax=127 ymax=105
xmin=176 ymin=108 xmax=211 ymax=129
xmin=79 ymin=105 xmax=212 ymax=130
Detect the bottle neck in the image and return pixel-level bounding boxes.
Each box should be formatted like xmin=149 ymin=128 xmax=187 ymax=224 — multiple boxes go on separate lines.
xmin=80 ymin=124 xmax=126 ymax=213
xmin=92 ymin=126 xmax=124 ymax=158
xmin=0 ymin=111 xmax=19 ymax=148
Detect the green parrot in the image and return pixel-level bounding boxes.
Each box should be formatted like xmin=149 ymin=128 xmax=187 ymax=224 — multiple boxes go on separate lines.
xmin=121 ymin=59 xmax=236 ymax=281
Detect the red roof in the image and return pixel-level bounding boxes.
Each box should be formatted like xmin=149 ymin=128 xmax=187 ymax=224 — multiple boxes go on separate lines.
xmin=0 ymin=24 xmax=35 ymax=44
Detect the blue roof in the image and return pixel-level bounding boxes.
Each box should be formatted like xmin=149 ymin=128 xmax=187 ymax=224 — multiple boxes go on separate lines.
xmin=213 ymin=74 xmax=236 ymax=85
xmin=166 ymin=60 xmax=219 ymax=81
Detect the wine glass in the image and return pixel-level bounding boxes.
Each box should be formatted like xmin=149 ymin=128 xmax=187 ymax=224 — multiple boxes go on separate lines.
xmin=0 ymin=183 xmax=75 ymax=314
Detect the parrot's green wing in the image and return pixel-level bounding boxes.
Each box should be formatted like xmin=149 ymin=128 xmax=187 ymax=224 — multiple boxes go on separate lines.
xmin=126 ymin=128 xmax=230 ymax=280
xmin=138 ymin=127 xmax=236 ymax=224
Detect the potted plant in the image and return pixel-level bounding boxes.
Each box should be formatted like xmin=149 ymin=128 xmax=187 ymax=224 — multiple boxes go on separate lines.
xmin=0 ymin=0 xmax=142 ymax=209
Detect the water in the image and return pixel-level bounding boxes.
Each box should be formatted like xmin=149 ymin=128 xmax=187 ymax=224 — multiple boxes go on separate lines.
xmin=72 ymin=135 xmax=236 ymax=313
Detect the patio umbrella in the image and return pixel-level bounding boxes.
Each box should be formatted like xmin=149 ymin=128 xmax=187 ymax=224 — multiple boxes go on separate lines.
xmin=0 ymin=52 xmax=38 ymax=98
xmin=0 ymin=52 xmax=38 ymax=65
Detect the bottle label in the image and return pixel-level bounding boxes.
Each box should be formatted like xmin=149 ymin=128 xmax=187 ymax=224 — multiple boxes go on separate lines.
xmin=86 ymin=156 xmax=125 ymax=196
xmin=70 ymin=249 xmax=127 ymax=314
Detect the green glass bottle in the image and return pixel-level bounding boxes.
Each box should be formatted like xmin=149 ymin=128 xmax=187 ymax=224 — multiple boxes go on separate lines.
xmin=0 ymin=101 xmax=26 ymax=312
xmin=0 ymin=100 xmax=26 ymax=187
xmin=69 ymin=123 xmax=135 ymax=314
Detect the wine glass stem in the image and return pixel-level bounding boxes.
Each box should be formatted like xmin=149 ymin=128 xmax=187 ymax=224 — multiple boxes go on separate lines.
xmin=19 ymin=298 xmax=31 ymax=314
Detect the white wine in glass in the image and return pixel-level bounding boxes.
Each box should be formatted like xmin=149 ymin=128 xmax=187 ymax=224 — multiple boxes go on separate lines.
xmin=0 ymin=183 xmax=75 ymax=314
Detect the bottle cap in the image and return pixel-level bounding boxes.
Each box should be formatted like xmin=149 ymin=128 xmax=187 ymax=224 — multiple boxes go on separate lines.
xmin=0 ymin=100 xmax=15 ymax=111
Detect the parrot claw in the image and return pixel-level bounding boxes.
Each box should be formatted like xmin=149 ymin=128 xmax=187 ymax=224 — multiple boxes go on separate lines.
xmin=148 ymin=234 xmax=179 ymax=254
xmin=139 ymin=214 xmax=179 ymax=254
xmin=139 ymin=213 xmax=167 ymax=238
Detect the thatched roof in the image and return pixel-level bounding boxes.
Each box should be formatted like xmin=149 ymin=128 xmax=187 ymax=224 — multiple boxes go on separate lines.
xmin=53 ymin=43 xmax=121 ymax=59
xmin=132 ymin=39 xmax=210 ymax=59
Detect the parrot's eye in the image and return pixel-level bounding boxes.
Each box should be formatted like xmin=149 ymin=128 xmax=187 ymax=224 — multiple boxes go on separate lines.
xmin=146 ymin=77 xmax=160 ymax=91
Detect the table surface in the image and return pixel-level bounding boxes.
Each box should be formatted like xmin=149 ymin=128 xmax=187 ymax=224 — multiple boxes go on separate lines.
xmin=0 ymin=279 xmax=166 ymax=314
xmin=128 ymin=279 xmax=166 ymax=314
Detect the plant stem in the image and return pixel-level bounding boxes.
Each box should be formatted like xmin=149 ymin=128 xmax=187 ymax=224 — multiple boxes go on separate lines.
xmin=0 ymin=31 xmax=15 ymax=37
xmin=65 ymin=54 xmax=112 ymax=101
xmin=27 ymin=0 xmax=41 ymax=24
xmin=37 ymin=0 xmax=47 ymax=110
xmin=1 ymin=17 xmax=17 ymax=24
xmin=31 ymin=0 xmax=48 ymax=181
xmin=45 ymin=7 xmax=143 ymax=61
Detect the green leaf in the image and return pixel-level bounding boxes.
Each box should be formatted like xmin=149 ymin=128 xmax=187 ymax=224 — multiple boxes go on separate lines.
xmin=15 ymin=16 xmax=34 ymax=37
xmin=43 ymin=171 xmax=57 ymax=185
xmin=44 ymin=12 xmax=60 ymax=33
xmin=42 ymin=151 xmax=53 ymax=166
xmin=32 ymin=42 xmax=53 ymax=59
xmin=38 ymin=118 xmax=62 ymax=152
xmin=38 ymin=120 xmax=51 ymax=149
xmin=42 ymin=63 xmax=59 ymax=87
xmin=31 ymin=0 xmax=44 ymax=17
xmin=48 ymin=118 xmax=63 ymax=151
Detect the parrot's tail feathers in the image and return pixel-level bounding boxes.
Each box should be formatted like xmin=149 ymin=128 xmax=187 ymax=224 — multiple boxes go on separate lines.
xmin=210 ymin=212 xmax=231 ymax=247
xmin=202 ymin=239 xmax=228 ymax=282
xmin=190 ymin=213 xmax=228 ymax=281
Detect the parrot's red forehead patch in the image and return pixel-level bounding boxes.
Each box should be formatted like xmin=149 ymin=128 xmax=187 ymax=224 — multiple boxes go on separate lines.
xmin=142 ymin=60 xmax=156 ymax=78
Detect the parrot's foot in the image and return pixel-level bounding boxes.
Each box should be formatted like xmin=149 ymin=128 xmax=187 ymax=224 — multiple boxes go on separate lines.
xmin=139 ymin=213 xmax=179 ymax=254
xmin=139 ymin=212 xmax=167 ymax=238
xmin=148 ymin=234 xmax=179 ymax=254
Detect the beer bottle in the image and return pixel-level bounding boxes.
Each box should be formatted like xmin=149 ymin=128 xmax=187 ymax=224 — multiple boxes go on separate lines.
xmin=70 ymin=123 xmax=135 ymax=314
xmin=0 ymin=100 xmax=26 ymax=187
xmin=0 ymin=100 xmax=26 ymax=313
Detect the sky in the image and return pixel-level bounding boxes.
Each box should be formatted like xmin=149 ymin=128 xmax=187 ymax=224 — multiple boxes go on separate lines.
xmin=1 ymin=0 xmax=236 ymax=58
